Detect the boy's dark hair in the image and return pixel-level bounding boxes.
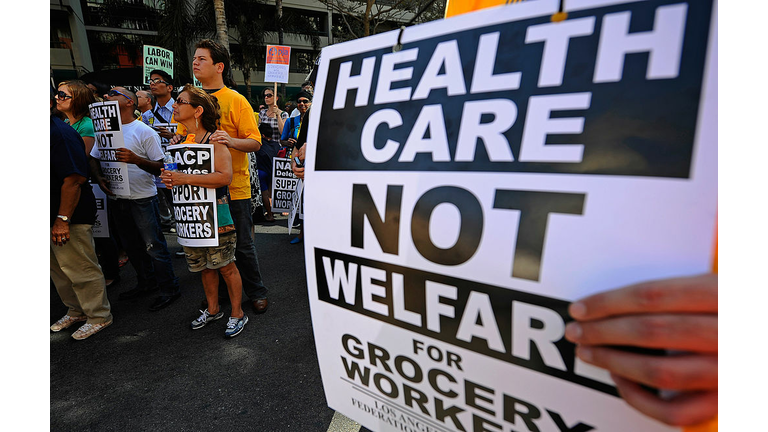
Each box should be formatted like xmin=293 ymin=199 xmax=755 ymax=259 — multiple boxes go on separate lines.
xmin=195 ymin=39 xmax=237 ymax=89
xmin=258 ymin=122 xmax=274 ymax=140
xmin=149 ymin=69 xmax=174 ymax=87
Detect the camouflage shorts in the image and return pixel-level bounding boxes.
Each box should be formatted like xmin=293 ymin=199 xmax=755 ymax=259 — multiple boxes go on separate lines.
xmin=182 ymin=232 xmax=237 ymax=272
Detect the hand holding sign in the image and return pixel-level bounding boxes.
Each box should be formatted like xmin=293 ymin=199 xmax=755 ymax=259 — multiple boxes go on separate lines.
xmin=291 ymin=144 xmax=306 ymax=179
xmin=160 ymin=168 xmax=189 ymax=188
xmin=169 ymin=134 xmax=184 ymax=145
xmin=565 ymin=274 xmax=718 ymax=426
xmin=115 ymin=148 xmax=142 ymax=165
xmin=96 ymin=176 xmax=114 ymax=196
xmin=153 ymin=126 xmax=175 ymax=140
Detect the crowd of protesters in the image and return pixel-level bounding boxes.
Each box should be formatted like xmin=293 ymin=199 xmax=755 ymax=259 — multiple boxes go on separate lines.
xmin=50 ymin=39 xmax=310 ymax=340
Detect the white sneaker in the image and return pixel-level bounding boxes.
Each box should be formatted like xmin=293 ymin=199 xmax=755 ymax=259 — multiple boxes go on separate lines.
xmin=51 ymin=315 xmax=87 ymax=332
xmin=191 ymin=309 xmax=224 ymax=330
xmin=71 ymin=320 xmax=112 ymax=340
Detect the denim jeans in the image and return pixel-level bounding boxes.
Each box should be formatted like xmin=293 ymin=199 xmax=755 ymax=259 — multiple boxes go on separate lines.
xmin=109 ymin=196 xmax=179 ymax=297
xmin=228 ymin=198 xmax=268 ymax=299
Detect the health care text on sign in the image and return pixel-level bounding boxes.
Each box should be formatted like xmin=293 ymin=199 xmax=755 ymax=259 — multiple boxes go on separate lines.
xmin=265 ymin=45 xmax=291 ymax=83
xmin=143 ymin=45 xmax=174 ymax=85
xmin=304 ymin=0 xmax=717 ymax=431
xmin=167 ymin=144 xmax=218 ymax=247
xmin=271 ymin=157 xmax=301 ymax=213
xmin=154 ymin=122 xmax=178 ymax=150
xmin=90 ymin=101 xmax=130 ymax=197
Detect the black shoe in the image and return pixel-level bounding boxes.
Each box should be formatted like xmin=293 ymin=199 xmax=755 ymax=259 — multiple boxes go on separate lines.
xmin=175 ymin=250 xmax=186 ymax=258
xmin=119 ymin=286 xmax=156 ymax=300
xmin=253 ymin=298 xmax=269 ymax=314
xmin=149 ymin=293 xmax=181 ymax=311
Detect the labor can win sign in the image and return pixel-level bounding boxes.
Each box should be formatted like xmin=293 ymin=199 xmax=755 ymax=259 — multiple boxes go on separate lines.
xmin=304 ymin=0 xmax=717 ymax=431
xmin=167 ymin=143 xmax=218 ymax=247
xmin=89 ymin=101 xmax=130 ymax=197
xmin=265 ymin=45 xmax=291 ymax=83
xmin=143 ymin=45 xmax=174 ymax=85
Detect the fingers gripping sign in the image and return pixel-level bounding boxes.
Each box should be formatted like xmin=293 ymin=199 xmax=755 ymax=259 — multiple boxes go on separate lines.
xmin=566 ymin=274 xmax=718 ymax=426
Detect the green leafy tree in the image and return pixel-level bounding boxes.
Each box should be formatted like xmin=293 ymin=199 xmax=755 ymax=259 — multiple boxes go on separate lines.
xmin=323 ymin=0 xmax=444 ymax=41
xmin=192 ymin=0 xmax=320 ymax=102
xmin=157 ymin=0 xmax=195 ymax=86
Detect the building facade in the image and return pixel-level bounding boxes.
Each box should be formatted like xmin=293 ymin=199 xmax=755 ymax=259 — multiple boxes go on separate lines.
xmin=50 ymin=0 xmax=423 ymax=103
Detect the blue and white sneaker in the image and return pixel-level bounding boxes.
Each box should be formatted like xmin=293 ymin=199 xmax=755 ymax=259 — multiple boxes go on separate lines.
xmin=224 ymin=314 xmax=248 ymax=338
xmin=191 ymin=309 xmax=224 ymax=330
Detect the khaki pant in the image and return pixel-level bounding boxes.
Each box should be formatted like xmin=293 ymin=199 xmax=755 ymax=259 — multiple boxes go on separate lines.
xmin=50 ymin=224 xmax=112 ymax=324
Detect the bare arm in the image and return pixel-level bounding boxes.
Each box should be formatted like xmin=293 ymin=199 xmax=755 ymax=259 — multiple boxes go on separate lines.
xmin=82 ymin=136 xmax=95 ymax=155
xmin=52 ymin=174 xmax=86 ymax=246
xmin=209 ymin=131 xmax=261 ymax=153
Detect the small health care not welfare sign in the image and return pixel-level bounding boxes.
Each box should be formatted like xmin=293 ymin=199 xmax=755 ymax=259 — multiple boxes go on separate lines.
xmin=89 ymin=100 xmax=130 ymax=197
xmin=167 ymin=144 xmax=219 ymax=247
xmin=303 ymin=1 xmax=717 ymax=432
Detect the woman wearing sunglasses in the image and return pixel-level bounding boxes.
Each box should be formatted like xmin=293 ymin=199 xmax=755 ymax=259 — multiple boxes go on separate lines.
xmin=258 ymin=87 xmax=288 ymax=140
xmin=160 ymin=84 xmax=248 ymax=338
xmin=56 ymin=80 xmax=97 ymax=154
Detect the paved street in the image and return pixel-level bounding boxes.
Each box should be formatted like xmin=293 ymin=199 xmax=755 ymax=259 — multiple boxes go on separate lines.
xmin=50 ymin=215 xmax=364 ymax=431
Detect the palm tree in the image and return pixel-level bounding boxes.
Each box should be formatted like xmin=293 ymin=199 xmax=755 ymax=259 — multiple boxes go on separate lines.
xmin=192 ymin=0 xmax=320 ymax=102
xmin=213 ymin=0 xmax=231 ymax=51
xmin=157 ymin=0 xmax=195 ymax=86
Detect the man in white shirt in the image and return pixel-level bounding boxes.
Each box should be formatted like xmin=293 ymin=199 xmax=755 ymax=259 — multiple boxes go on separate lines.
xmin=89 ymin=87 xmax=181 ymax=312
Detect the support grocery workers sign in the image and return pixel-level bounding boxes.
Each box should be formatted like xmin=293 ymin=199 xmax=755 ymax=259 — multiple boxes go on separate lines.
xmin=303 ymin=0 xmax=717 ymax=431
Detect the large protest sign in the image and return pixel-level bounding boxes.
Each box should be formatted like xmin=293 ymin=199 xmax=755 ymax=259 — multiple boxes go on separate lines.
xmin=271 ymin=157 xmax=301 ymax=213
xmin=265 ymin=45 xmax=291 ymax=83
xmin=303 ymin=0 xmax=717 ymax=431
xmin=91 ymin=184 xmax=109 ymax=238
xmin=90 ymin=101 xmax=130 ymax=197
xmin=143 ymin=45 xmax=174 ymax=84
xmin=167 ymin=143 xmax=218 ymax=247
